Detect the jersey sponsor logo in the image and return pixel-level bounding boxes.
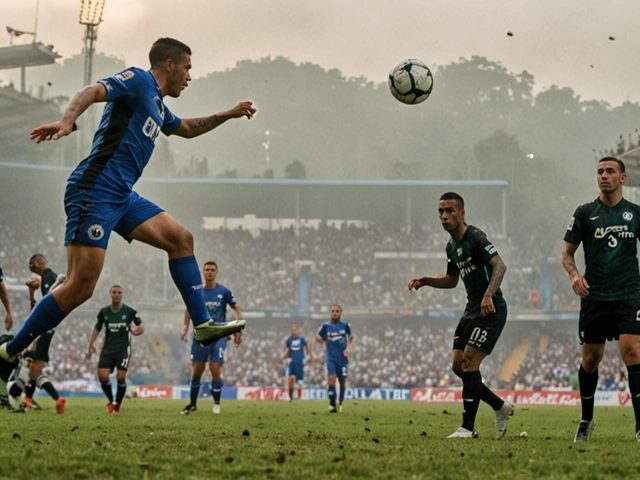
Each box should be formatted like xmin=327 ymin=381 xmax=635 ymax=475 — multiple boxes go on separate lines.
xmin=455 ymin=257 xmax=477 ymax=279
xmin=623 ymin=211 xmax=634 ymax=221
xmin=88 ymin=224 xmax=104 ymax=241
xmin=485 ymin=244 xmax=497 ymax=255
xmin=594 ymin=225 xmax=635 ymax=239
xmin=567 ymin=217 xmax=575 ymax=230
xmin=327 ymin=330 xmax=346 ymax=341
xmin=114 ymin=70 xmax=135 ymax=82
xmin=142 ymin=116 xmax=161 ymax=142
xmin=206 ymin=301 xmax=223 ymax=310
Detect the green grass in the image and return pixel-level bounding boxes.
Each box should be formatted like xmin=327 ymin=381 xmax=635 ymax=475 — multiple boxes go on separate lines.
xmin=0 ymin=398 xmax=637 ymax=479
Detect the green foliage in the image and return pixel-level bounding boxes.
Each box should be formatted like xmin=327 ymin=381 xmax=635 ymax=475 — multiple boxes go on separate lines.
xmin=1 ymin=399 xmax=637 ymax=479
xmin=385 ymin=158 xmax=426 ymax=179
xmin=284 ymin=159 xmax=308 ymax=179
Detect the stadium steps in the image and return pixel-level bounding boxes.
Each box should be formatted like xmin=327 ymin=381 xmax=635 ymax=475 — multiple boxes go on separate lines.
xmin=150 ymin=335 xmax=171 ymax=370
xmin=499 ymin=337 xmax=532 ymax=381
xmin=538 ymin=335 xmax=549 ymax=353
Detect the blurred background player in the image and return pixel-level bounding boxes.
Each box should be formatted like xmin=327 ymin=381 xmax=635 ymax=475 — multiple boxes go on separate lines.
xmin=282 ymin=325 xmax=313 ymax=401
xmin=180 ymin=261 xmax=242 ymax=415
xmin=408 ymin=192 xmax=513 ymax=439
xmin=23 ymin=254 xmax=66 ymax=413
xmin=0 ymin=37 xmax=250 ymax=366
xmin=0 ymin=266 xmax=13 ymax=331
xmin=86 ymin=285 xmax=144 ymax=416
xmin=315 ymin=305 xmax=355 ymax=412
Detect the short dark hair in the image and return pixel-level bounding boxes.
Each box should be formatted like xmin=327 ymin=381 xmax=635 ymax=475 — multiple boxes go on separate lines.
xmin=204 ymin=260 xmax=218 ymax=269
xmin=149 ymin=38 xmax=192 ymax=68
xmin=439 ymin=192 xmax=465 ymax=209
xmin=598 ymin=156 xmax=626 ymax=173
xmin=110 ymin=285 xmax=122 ymax=292
xmin=29 ymin=254 xmax=46 ymax=263
xmin=331 ymin=304 xmax=342 ymax=312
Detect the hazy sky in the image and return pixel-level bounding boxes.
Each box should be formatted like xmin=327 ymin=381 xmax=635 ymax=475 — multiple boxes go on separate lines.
xmin=2 ymin=0 xmax=640 ymax=106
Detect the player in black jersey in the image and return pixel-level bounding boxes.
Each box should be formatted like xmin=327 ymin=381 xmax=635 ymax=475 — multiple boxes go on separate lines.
xmin=563 ymin=157 xmax=640 ymax=442
xmin=408 ymin=192 xmax=513 ymax=439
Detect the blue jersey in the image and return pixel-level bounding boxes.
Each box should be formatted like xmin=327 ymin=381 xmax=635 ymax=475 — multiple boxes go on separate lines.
xmin=67 ymin=67 xmax=182 ymax=197
xmin=316 ymin=320 xmax=353 ymax=363
xmin=285 ymin=336 xmax=307 ymax=364
xmin=203 ymin=283 xmax=236 ymax=324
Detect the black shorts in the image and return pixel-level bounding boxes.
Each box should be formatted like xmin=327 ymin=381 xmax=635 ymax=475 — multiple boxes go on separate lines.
xmin=579 ymin=299 xmax=640 ymax=344
xmin=453 ymin=300 xmax=507 ymax=354
xmin=98 ymin=348 xmax=131 ymax=372
xmin=24 ymin=330 xmax=55 ymax=363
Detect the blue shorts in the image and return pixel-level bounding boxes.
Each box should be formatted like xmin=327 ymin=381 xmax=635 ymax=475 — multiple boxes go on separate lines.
xmin=286 ymin=361 xmax=304 ymax=381
xmin=190 ymin=336 xmax=227 ymax=364
xmin=326 ymin=358 xmax=348 ymax=379
xmin=64 ymin=186 xmax=164 ymax=248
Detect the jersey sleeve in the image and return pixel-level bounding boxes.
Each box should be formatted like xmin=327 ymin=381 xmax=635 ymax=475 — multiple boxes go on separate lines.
xmin=345 ymin=323 xmax=353 ymax=338
xmin=563 ymin=206 xmax=583 ymax=245
xmin=160 ymin=103 xmax=182 ymax=135
xmin=225 ymin=288 xmax=237 ymax=307
xmin=132 ymin=309 xmax=142 ymax=326
xmin=94 ymin=311 xmax=103 ymax=331
xmin=0 ymin=266 xmax=3 ymax=282
xmin=316 ymin=324 xmax=327 ymax=341
xmin=98 ymin=68 xmax=142 ymax=102
xmin=445 ymin=243 xmax=460 ymax=276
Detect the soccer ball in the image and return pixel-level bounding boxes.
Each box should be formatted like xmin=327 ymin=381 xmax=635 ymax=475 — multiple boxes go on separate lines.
xmin=388 ymin=58 xmax=433 ymax=105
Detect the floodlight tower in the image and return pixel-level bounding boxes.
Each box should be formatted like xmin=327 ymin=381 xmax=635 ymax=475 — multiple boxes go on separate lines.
xmin=79 ymin=0 xmax=105 ymax=87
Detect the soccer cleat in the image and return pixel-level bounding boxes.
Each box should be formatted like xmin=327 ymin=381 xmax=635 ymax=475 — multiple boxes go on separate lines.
xmin=0 ymin=395 xmax=11 ymax=410
xmin=447 ymin=427 xmax=479 ymax=438
xmin=0 ymin=342 xmax=18 ymax=363
xmin=55 ymin=397 xmax=66 ymax=414
xmin=194 ymin=319 xmax=246 ymax=347
xmin=495 ymin=402 xmax=514 ymax=439
xmin=106 ymin=402 xmax=115 ymax=414
xmin=112 ymin=410 xmax=120 ymax=417
xmin=339 ymin=404 xmax=343 ymax=413
xmin=180 ymin=404 xmax=196 ymax=415
xmin=213 ymin=404 xmax=221 ymax=414
xmin=574 ymin=420 xmax=595 ymax=442
xmin=30 ymin=398 xmax=41 ymax=410
xmin=328 ymin=405 xmax=337 ymax=413
xmin=636 ymin=429 xmax=640 ymax=442
xmin=22 ymin=397 xmax=32 ymax=409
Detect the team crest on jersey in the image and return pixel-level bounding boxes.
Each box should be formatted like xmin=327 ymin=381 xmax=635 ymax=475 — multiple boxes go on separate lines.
xmin=122 ymin=315 xmax=127 ymax=320
xmin=457 ymin=248 xmax=463 ymax=257
xmin=217 ymin=294 xmax=223 ymax=299
xmin=88 ymin=224 xmax=104 ymax=241
xmin=623 ymin=211 xmax=633 ymax=221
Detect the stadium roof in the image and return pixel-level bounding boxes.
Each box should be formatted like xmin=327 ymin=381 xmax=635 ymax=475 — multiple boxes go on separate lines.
xmin=0 ymin=43 xmax=60 ymax=70
xmin=0 ymin=162 xmax=508 ymax=233
xmin=619 ymin=146 xmax=640 ymax=187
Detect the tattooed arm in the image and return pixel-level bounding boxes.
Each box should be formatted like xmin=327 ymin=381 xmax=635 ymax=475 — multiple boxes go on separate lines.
xmin=480 ymin=254 xmax=507 ymax=316
xmin=171 ymin=101 xmax=256 ymax=138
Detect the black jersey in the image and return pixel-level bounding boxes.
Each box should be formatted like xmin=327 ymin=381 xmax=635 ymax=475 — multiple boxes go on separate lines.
xmin=0 ymin=267 xmax=4 ymax=283
xmin=564 ymin=197 xmax=640 ymax=302
xmin=40 ymin=268 xmax=58 ymax=295
xmin=446 ymin=225 xmax=504 ymax=315
xmin=95 ymin=304 xmax=141 ymax=355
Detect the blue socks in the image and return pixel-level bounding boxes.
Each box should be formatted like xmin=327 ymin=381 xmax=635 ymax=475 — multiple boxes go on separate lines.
xmin=328 ymin=385 xmax=336 ymax=407
xmin=190 ymin=377 xmax=201 ymax=406
xmin=168 ymin=256 xmax=209 ymax=326
xmin=8 ymin=294 xmax=66 ymax=356
xmin=211 ymin=380 xmax=223 ymax=404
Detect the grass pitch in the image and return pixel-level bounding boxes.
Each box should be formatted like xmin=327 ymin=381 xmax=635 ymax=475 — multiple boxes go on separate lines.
xmin=0 ymin=398 xmax=637 ymax=479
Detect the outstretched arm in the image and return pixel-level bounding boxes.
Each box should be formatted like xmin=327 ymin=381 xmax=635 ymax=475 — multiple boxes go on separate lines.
xmin=0 ymin=281 xmax=12 ymax=331
xmin=408 ymin=274 xmax=458 ymax=291
xmin=30 ymin=83 xmax=107 ymax=143
xmin=170 ymin=101 xmax=256 ymax=139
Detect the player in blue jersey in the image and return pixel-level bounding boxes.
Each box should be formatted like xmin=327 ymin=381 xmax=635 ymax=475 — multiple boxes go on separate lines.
xmin=283 ymin=325 xmax=313 ymax=401
xmin=315 ymin=305 xmax=356 ymax=412
xmin=0 ymin=38 xmax=251 ymax=365
xmin=563 ymin=157 xmax=640 ymax=442
xmin=180 ymin=261 xmax=242 ymax=415
xmin=408 ymin=192 xmax=513 ymax=439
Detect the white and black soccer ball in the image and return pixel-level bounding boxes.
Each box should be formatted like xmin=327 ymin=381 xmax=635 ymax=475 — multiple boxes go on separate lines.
xmin=388 ymin=58 xmax=433 ymax=105
xmin=6 ymin=381 xmax=22 ymax=410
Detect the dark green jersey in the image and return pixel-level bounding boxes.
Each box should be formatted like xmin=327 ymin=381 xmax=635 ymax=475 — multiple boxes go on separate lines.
xmin=564 ymin=197 xmax=640 ymax=301
xmin=95 ymin=304 xmax=141 ymax=354
xmin=446 ymin=225 xmax=504 ymax=315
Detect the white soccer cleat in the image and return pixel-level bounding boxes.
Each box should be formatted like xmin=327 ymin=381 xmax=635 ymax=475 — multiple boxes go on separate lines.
xmin=212 ymin=404 xmax=221 ymax=414
xmin=574 ymin=419 xmax=595 ymax=442
xmin=495 ymin=402 xmax=514 ymax=439
xmin=328 ymin=405 xmax=337 ymax=413
xmin=338 ymin=404 xmax=343 ymax=413
xmin=447 ymin=427 xmax=479 ymax=438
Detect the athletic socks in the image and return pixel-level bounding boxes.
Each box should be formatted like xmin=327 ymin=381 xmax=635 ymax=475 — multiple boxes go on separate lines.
xmin=211 ymin=380 xmax=223 ymax=404
xmin=37 ymin=375 xmax=59 ymax=401
xmin=24 ymin=381 xmax=36 ymax=400
xmin=338 ymin=384 xmax=346 ymax=405
xmin=461 ymin=370 xmax=483 ymax=431
xmin=168 ymin=256 xmax=210 ymax=327
xmin=328 ymin=385 xmax=337 ymax=407
xmin=115 ymin=382 xmax=126 ymax=406
xmin=626 ymin=363 xmax=640 ymax=432
xmin=190 ymin=377 xmax=201 ymax=407
xmin=7 ymin=295 xmax=66 ymax=356
xmin=101 ymin=381 xmax=114 ymax=403
xmin=289 ymin=388 xmax=294 ymax=401
xmin=578 ymin=364 xmax=598 ymax=422
xmin=481 ymin=384 xmax=505 ymax=411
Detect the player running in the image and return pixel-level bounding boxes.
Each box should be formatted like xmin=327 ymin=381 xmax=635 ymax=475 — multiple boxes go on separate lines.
xmin=86 ymin=285 xmax=144 ymax=415
xmin=563 ymin=157 xmax=640 ymax=442
xmin=315 ymin=305 xmax=355 ymax=413
xmin=408 ymin=192 xmax=514 ymax=439
xmin=0 ymin=37 xmax=249 ymax=368
xmin=283 ymin=325 xmax=313 ymax=401
xmin=180 ymin=261 xmax=242 ymax=415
